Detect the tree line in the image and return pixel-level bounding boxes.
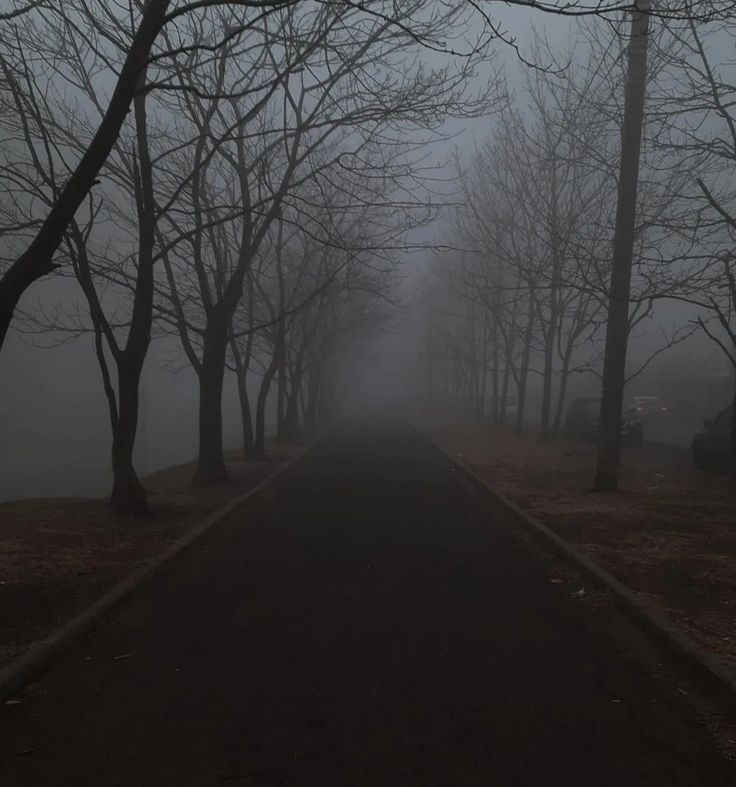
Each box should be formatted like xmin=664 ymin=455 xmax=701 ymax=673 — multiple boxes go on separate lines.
xmin=420 ymin=7 xmax=736 ymax=490
xmin=3 ymin=1 xmax=736 ymax=511
xmin=0 ymin=0 xmax=494 ymax=513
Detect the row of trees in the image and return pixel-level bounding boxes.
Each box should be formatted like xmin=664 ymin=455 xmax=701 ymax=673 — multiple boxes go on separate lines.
xmin=0 ymin=0 xmax=493 ymax=513
xmin=4 ymin=1 xmax=736 ymax=509
xmin=421 ymin=9 xmax=736 ymax=489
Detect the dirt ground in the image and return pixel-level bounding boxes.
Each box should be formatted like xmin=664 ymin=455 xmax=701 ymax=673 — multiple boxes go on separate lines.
xmin=424 ymin=417 xmax=736 ymax=672
xmin=0 ymin=444 xmax=303 ymax=669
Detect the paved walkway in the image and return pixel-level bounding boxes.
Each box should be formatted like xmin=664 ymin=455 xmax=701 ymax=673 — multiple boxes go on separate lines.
xmin=0 ymin=423 xmax=732 ymax=785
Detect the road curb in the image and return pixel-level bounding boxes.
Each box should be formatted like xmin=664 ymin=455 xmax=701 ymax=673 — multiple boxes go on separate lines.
xmin=424 ymin=433 xmax=736 ymax=706
xmin=0 ymin=456 xmax=302 ymax=703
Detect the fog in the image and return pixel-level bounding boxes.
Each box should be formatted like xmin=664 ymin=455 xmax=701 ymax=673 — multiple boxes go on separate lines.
xmin=8 ymin=5 xmax=736 ymax=780
xmin=2 ymin=1 xmax=736 ymax=505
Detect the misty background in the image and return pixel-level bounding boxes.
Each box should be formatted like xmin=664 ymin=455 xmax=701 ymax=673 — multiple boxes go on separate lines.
xmin=1 ymin=2 xmax=735 ymax=501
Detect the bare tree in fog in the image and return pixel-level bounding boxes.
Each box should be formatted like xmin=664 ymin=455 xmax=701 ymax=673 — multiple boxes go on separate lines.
xmin=651 ymin=13 xmax=736 ymax=490
xmin=6 ymin=0 xmax=736 ymax=509
xmin=225 ymin=157 xmax=398 ymax=458
xmin=0 ymin=0 xmax=47 ymax=22
xmin=151 ymin=0 xmax=480 ymax=484
xmin=0 ymin=0 xmax=318 ymax=350
xmin=280 ymin=208 xmax=401 ymax=445
xmin=0 ymin=0 xmax=464 ymax=348
xmin=0 ymin=0 xmax=488 ymax=512
xmin=248 ymin=214 xmax=306 ymax=459
xmin=424 ymin=16 xmax=702 ymax=467
xmin=226 ymin=197 xmax=396 ymax=455
xmin=153 ymin=8 xmax=320 ymax=485
xmin=433 ymin=42 xmax=611 ymax=439
xmin=298 ymin=262 xmax=396 ymax=430
xmin=0 ymin=8 xmax=162 ymax=513
xmin=245 ymin=224 xmax=327 ymax=454
xmin=2 ymin=1 xmax=733 ymax=352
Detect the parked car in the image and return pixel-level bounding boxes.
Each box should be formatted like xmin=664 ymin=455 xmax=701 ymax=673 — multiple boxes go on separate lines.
xmin=692 ymin=405 xmax=732 ymax=472
xmin=629 ymin=395 xmax=668 ymax=418
xmin=564 ymin=396 xmax=643 ymax=445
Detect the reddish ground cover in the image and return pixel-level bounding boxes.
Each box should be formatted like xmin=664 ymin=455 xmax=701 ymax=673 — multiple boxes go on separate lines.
xmin=425 ymin=418 xmax=736 ymax=671
xmin=0 ymin=445 xmax=302 ymax=668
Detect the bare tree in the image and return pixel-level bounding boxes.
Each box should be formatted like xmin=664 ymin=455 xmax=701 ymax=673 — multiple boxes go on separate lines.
xmin=0 ymin=0 xmax=302 ymax=349
xmin=3 ymin=0 xmax=732 ymax=352
xmin=648 ymin=13 xmax=736 ymax=490
xmin=0 ymin=13 xmax=164 ymax=513
xmin=149 ymin=0 xmax=488 ymax=483
xmin=449 ymin=72 xmax=608 ymax=439
xmin=428 ymin=17 xmax=702 ymax=457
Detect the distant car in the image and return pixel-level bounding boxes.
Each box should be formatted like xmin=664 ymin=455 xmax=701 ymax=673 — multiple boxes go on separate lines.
xmin=692 ymin=405 xmax=732 ymax=472
xmin=630 ymin=395 xmax=668 ymax=418
xmin=564 ymin=396 xmax=643 ymax=445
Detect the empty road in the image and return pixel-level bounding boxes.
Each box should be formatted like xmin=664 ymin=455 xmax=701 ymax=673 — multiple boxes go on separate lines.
xmin=0 ymin=422 xmax=732 ymax=785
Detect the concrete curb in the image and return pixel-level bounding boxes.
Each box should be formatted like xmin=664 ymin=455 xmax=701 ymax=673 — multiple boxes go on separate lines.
xmin=424 ymin=433 xmax=736 ymax=706
xmin=0 ymin=456 xmax=301 ymax=703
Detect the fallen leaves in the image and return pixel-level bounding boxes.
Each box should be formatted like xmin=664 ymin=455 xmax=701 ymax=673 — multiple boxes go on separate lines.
xmin=429 ymin=420 xmax=736 ymax=670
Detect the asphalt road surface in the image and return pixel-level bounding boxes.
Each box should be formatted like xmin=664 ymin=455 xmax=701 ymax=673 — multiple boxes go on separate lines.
xmin=0 ymin=422 xmax=733 ymax=786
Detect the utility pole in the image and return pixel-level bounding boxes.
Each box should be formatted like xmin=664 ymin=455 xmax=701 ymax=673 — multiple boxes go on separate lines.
xmin=595 ymin=0 xmax=651 ymax=491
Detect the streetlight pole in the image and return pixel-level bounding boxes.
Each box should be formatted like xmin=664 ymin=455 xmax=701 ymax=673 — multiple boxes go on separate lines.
xmin=595 ymin=0 xmax=652 ymax=491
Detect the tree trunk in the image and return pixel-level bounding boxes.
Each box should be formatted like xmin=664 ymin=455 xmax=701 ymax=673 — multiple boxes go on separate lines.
xmin=254 ymin=351 xmax=281 ymax=459
xmin=515 ymin=302 xmax=535 ymax=435
xmin=539 ymin=330 xmax=555 ymax=442
xmin=552 ymin=345 xmax=574 ymax=437
xmin=595 ymin=2 xmax=651 ymax=491
xmin=230 ymin=341 xmax=255 ymax=459
xmin=282 ymin=374 xmax=302 ymax=442
xmin=500 ymin=290 xmax=520 ymax=427
xmin=237 ymin=369 xmax=255 ymax=458
xmin=107 ymin=68 xmax=155 ymax=514
xmin=490 ymin=316 xmax=499 ymax=424
xmin=515 ymin=366 xmax=529 ymax=435
xmin=276 ymin=360 xmax=287 ymax=439
xmin=194 ymin=323 xmax=229 ymax=486
xmin=110 ymin=361 xmax=148 ymax=515
xmin=499 ymin=360 xmax=511 ymax=427
xmin=540 ymin=156 xmax=562 ymax=444
xmin=231 ymin=273 xmax=257 ymax=459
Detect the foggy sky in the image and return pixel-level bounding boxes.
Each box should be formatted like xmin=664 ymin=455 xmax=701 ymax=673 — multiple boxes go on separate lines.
xmin=1 ymin=4 xmax=731 ymax=500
